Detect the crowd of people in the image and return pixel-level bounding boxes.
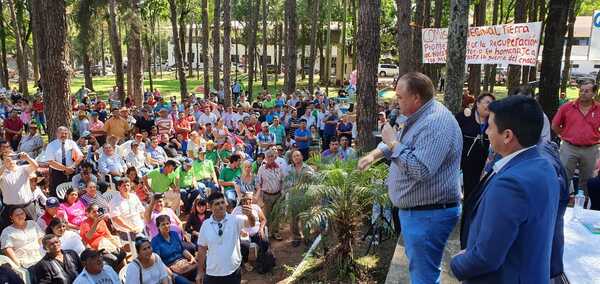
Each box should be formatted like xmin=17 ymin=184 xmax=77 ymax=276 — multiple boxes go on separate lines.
xmin=0 ymin=82 xmax=368 ymax=284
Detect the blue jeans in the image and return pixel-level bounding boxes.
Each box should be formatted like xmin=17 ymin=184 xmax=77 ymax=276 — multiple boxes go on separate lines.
xmin=398 ymin=206 xmax=460 ymax=284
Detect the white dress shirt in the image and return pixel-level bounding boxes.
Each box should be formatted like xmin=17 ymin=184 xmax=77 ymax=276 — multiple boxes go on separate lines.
xmin=44 ymin=139 xmax=83 ymax=168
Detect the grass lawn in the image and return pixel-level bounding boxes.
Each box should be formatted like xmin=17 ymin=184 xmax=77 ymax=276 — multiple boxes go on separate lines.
xmin=25 ymin=72 xmax=580 ymax=103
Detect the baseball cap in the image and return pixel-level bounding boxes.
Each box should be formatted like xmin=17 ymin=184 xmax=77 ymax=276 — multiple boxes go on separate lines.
xmin=80 ymin=249 xmax=105 ymax=262
xmin=183 ymin=158 xmax=193 ymax=166
xmin=46 ymin=197 xmax=60 ymax=208
xmin=81 ymin=131 xmax=91 ymax=138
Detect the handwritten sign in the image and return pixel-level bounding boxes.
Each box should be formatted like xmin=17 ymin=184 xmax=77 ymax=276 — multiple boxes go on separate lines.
xmin=589 ymin=11 xmax=600 ymax=60
xmin=422 ymin=22 xmax=542 ymax=66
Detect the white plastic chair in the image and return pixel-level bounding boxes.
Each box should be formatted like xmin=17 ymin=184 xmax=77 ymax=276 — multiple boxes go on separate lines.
xmin=242 ymin=226 xmax=269 ymax=259
xmin=55 ymin=182 xmax=72 ymax=201
xmin=0 ymin=255 xmax=31 ymax=284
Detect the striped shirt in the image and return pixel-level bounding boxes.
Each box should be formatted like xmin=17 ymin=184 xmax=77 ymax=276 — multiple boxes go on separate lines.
xmin=257 ymin=165 xmax=285 ymax=194
xmin=379 ymin=100 xmax=462 ymax=209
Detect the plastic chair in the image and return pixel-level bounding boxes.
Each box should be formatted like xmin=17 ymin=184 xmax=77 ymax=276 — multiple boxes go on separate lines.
xmin=247 ymin=226 xmax=269 ymax=259
xmin=55 ymin=182 xmax=72 ymax=201
xmin=0 ymin=255 xmax=31 ymax=284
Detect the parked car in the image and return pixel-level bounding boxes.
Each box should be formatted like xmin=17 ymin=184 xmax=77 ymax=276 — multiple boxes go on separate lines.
xmin=378 ymin=64 xmax=399 ymax=77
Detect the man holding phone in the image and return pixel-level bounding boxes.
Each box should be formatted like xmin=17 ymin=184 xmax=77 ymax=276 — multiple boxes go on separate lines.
xmin=0 ymin=151 xmax=39 ymax=229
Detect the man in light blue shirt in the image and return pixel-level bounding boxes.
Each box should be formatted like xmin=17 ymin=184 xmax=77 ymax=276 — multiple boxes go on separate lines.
xmin=359 ymin=72 xmax=462 ymax=284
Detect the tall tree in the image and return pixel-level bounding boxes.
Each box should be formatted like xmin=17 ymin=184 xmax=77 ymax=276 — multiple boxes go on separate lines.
xmin=356 ymin=0 xmax=380 ymax=151
xmin=7 ymin=0 xmax=27 ymax=96
xmin=307 ymin=0 xmax=320 ymax=94
xmin=75 ymin=0 xmax=95 ymax=91
xmin=340 ymin=0 xmax=348 ymax=80
xmin=506 ymin=0 xmax=528 ymax=90
xmin=212 ymin=0 xmax=221 ymax=91
xmin=444 ymin=0 xmax=469 ymax=114
xmin=539 ymin=0 xmax=572 ymax=119
xmin=467 ymin=0 xmax=486 ymax=97
xmin=0 ymin=0 xmax=8 ymax=88
xmin=168 ymin=0 xmax=188 ymax=98
xmin=483 ymin=0 xmax=500 ymax=92
xmin=247 ymin=0 xmax=258 ymax=99
xmin=223 ymin=0 xmax=232 ymax=106
xmin=413 ymin=0 xmax=424 ymax=71
xmin=396 ymin=0 xmax=414 ymax=78
xmin=560 ymin=0 xmax=580 ymax=93
xmin=31 ymin=0 xmax=71 ymax=139
xmin=188 ymin=20 xmax=194 ymax=78
xmin=128 ymin=0 xmax=144 ymax=105
xmin=108 ymin=0 xmax=126 ymax=101
xmin=201 ymin=0 xmax=210 ymax=98
xmin=261 ymin=0 xmax=268 ymax=90
xmin=284 ymin=0 xmax=297 ymax=95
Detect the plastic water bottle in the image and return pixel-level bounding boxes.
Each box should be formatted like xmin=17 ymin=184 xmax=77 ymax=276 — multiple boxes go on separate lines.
xmin=573 ymin=190 xmax=586 ymax=220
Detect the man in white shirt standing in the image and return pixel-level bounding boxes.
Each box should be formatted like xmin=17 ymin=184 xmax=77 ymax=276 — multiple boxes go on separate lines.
xmin=196 ymin=191 xmax=256 ymax=284
xmin=45 ymin=126 xmax=83 ymax=197
xmin=0 ymin=151 xmax=38 ymax=228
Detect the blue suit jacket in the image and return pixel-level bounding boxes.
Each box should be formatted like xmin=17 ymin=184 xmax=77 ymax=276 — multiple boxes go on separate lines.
xmin=451 ymin=147 xmax=560 ymax=283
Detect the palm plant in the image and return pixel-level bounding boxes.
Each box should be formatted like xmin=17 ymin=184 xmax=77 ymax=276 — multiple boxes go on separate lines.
xmin=272 ymin=155 xmax=389 ymax=279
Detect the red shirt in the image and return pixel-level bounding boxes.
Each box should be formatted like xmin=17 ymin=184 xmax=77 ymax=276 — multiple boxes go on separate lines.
xmin=79 ymin=218 xmax=111 ymax=250
xmin=552 ymin=100 xmax=600 ymax=146
xmin=32 ymin=102 xmax=44 ymax=112
xmin=4 ymin=117 xmax=23 ymax=141
xmin=176 ymin=117 xmax=191 ymax=140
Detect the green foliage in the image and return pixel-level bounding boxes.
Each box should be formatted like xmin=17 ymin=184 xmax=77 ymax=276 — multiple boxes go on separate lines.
xmin=271 ymin=156 xmax=389 ymax=280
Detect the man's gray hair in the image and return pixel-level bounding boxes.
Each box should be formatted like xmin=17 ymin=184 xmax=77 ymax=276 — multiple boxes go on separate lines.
xmin=265 ymin=149 xmax=277 ymax=158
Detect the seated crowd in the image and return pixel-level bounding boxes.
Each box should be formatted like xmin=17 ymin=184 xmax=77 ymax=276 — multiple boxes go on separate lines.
xmin=0 ymin=86 xmax=369 ymax=283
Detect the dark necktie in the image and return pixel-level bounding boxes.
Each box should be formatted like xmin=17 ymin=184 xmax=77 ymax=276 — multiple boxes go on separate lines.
xmin=61 ymin=141 xmax=67 ymax=165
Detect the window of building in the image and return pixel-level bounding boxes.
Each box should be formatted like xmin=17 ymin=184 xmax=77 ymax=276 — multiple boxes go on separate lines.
xmin=571 ymin=64 xmax=580 ymax=69
xmin=594 ymin=64 xmax=600 ymax=69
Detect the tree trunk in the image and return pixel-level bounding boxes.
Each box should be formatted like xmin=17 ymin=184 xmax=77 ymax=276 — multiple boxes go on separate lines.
xmin=430 ymin=0 xmax=443 ymax=87
xmin=179 ymin=8 xmax=187 ymax=75
xmin=521 ymin=0 xmax=533 ymax=83
xmin=560 ymin=0 xmax=577 ymax=93
xmin=539 ymin=0 xmax=571 ymax=120
xmin=83 ymin=53 xmax=94 ymax=90
xmin=101 ymin=27 xmax=106 ymax=76
xmin=201 ymin=0 xmax=210 ymax=98
xmin=413 ymin=0 xmax=424 ymax=71
xmin=188 ymin=21 xmax=194 ymax=78
xmin=212 ymin=0 xmax=221 ymax=91
xmin=31 ymin=0 xmax=71 ymax=140
xmin=356 ymin=0 xmax=380 ymax=151
xmin=7 ymin=0 xmax=28 ymax=96
xmin=506 ymin=0 xmax=527 ymax=91
xmin=16 ymin=2 xmax=28 ymax=83
xmin=396 ymin=0 xmax=414 ymax=78
xmin=247 ymin=0 xmax=258 ymax=99
xmin=284 ymin=0 xmax=297 ymax=95
xmin=261 ymin=0 xmax=268 ymax=90
xmin=444 ymin=0 xmax=468 ymax=114
xmin=168 ymin=0 xmax=188 ymax=99
xmin=278 ymin=23 xmax=283 ymax=75
xmin=351 ymin=0 xmax=358 ymax=70
xmin=129 ymin=0 xmax=144 ymax=106
xmin=484 ymin=0 xmax=500 ymax=92
xmin=144 ymin=34 xmax=154 ymax=91
xmin=223 ymin=0 xmax=232 ymax=107
xmin=308 ymin=0 xmax=320 ymax=94
xmin=325 ymin=0 xmax=332 ymax=92
xmin=467 ymin=0 xmax=486 ymax=97
xmin=528 ymin=0 xmax=542 ymax=83
xmin=196 ymin=18 xmax=201 ymax=81
xmin=273 ymin=21 xmax=278 ymax=87
xmin=0 ymin=0 xmax=8 ymax=88
xmin=340 ymin=0 xmax=348 ymax=81
xmin=108 ymin=0 xmax=126 ymax=101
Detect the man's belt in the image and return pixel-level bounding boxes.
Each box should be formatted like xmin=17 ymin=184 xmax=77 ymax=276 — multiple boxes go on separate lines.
xmin=405 ymin=202 xmax=459 ymax=211
xmin=262 ymin=191 xmax=281 ymax=196
xmin=565 ymin=141 xmax=598 ymax=148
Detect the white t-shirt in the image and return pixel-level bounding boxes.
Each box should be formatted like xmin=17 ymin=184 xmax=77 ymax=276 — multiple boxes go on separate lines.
xmin=109 ymin=193 xmax=145 ymax=233
xmin=59 ymin=230 xmax=86 ymax=255
xmin=231 ymin=204 xmax=261 ymax=236
xmin=0 ymin=165 xmax=34 ymax=205
xmin=197 ymin=214 xmax=247 ymax=276
xmin=44 ymin=139 xmax=83 ymax=168
xmin=124 ymin=253 xmax=169 ymax=284
xmin=0 ymin=220 xmax=44 ymax=268
xmin=73 ymin=265 xmax=120 ymax=284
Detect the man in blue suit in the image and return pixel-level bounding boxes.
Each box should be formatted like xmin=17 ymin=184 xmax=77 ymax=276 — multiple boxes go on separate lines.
xmin=451 ymin=95 xmax=560 ymax=283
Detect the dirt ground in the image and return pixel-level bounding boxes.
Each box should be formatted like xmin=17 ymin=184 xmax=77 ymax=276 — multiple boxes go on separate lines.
xmin=241 ymin=224 xmax=308 ymax=284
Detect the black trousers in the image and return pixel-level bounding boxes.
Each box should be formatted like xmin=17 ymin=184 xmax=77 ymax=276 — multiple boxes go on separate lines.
xmin=203 ymin=267 xmax=241 ymax=284
xmin=49 ymin=168 xmax=71 ymax=197
xmin=241 ymin=233 xmax=270 ymax=263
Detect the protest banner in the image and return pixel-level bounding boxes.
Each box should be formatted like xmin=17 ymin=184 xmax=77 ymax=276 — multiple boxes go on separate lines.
xmin=422 ymin=22 xmax=542 ymax=66
xmin=589 ymin=11 xmax=600 ymax=60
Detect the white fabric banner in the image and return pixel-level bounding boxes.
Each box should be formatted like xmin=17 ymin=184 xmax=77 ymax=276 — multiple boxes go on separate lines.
xmin=589 ymin=11 xmax=600 ymax=60
xmin=422 ymin=22 xmax=543 ymax=66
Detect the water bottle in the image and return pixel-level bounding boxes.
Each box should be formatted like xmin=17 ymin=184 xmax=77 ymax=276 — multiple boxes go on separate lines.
xmin=573 ymin=190 xmax=586 ymax=220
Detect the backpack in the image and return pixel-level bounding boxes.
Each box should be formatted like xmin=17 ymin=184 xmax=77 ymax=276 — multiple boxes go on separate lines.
xmin=255 ymin=248 xmax=276 ymax=274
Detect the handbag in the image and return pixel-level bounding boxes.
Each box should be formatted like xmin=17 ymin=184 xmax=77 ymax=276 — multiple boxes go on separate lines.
xmin=169 ymin=258 xmax=196 ymax=275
